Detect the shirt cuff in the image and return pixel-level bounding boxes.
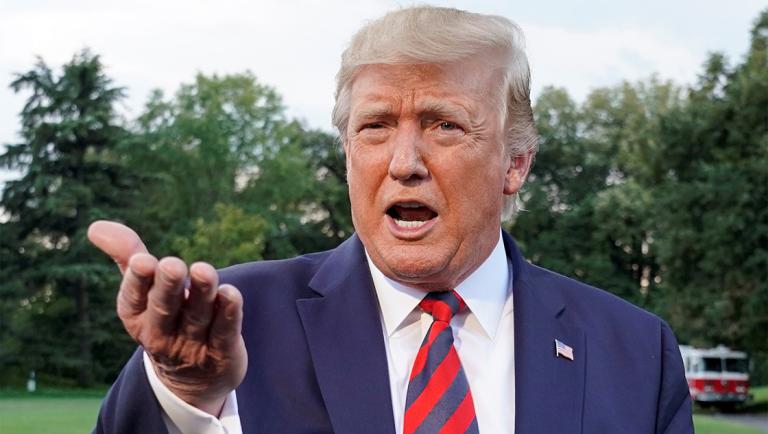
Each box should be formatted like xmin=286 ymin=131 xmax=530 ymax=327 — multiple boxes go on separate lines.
xmin=142 ymin=351 xmax=243 ymax=434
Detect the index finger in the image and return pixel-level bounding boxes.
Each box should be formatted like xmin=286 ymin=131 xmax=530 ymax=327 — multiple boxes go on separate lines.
xmin=87 ymin=220 xmax=149 ymax=274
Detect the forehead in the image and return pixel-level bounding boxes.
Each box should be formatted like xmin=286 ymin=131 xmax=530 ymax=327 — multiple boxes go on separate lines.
xmin=348 ymin=60 xmax=500 ymax=109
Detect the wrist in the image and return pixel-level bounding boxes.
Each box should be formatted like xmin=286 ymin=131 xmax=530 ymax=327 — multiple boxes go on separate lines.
xmin=149 ymin=357 xmax=230 ymax=417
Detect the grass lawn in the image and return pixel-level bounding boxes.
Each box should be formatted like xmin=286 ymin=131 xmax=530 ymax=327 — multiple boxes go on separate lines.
xmin=694 ymin=415 xmax=763 ymax=434
xmin=0 ymin=387 xmax=765 ymax=433
xmin=692 ymin=385 xmax=768 ymax=434
xmin=751 ymin=385 xmax=768 ymax=408
xmin=0 ymin=389 xmax=104 ymax=434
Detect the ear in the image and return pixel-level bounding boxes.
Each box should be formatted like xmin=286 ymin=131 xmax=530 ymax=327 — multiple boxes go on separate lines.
xmin=503 ymin=151 xmax=534 ymax=195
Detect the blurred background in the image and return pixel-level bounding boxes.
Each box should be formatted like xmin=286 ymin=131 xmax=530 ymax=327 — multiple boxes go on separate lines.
xmin=0 ymin=1 xmax=766 ymax=433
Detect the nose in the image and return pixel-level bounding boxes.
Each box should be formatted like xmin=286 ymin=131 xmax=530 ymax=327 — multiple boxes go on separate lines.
xmin=388 ymin=127 xmax=429 ymax=183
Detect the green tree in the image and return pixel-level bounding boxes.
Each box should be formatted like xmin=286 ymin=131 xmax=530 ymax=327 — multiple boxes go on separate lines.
xmin=238 ymin=125 xmax=352 ymax=258
xmin=129 ymin=72 xmax=288 ymax=254
xmin=650 ymin=10 xmax=768 ymax=382
xmin=130 ymin=73 xmax=351 ymax=261
xmin=174 ymin=203 xmax=268 ymax=267
xmin=0 ymin=50 xmax=138 ymax=386
xmin=511 ymin=78 xmax=681 ymax=304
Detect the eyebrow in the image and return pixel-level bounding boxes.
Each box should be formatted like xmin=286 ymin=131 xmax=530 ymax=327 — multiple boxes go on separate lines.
xmin=350 ymin=97 xmax=473 ymax=122
xmin=354 ymin=103 xmax=395 ymax=120
xmin=416 ymin=100 xmax=471 ymax=122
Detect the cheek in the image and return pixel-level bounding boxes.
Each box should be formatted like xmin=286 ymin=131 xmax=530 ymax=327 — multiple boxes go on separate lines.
xmin=346 ymin=145 xmax=390 ymax=208
xmin=440 ymin=149 xmax=505 ymax=213
xmin=349 ymin=138 xmax=396 ymax=177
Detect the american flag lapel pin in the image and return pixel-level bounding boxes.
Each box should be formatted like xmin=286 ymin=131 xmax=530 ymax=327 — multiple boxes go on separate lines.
xmin=554 ymin=339 xmax=574 ymax=361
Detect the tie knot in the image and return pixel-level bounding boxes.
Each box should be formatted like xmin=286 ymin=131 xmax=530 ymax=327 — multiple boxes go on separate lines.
xmin=419 ymin=290 xmax=466 ymax=323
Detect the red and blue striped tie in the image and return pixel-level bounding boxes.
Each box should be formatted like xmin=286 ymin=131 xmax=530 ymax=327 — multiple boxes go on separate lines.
xmin=404 ymin=290 xmax=479 ymax=434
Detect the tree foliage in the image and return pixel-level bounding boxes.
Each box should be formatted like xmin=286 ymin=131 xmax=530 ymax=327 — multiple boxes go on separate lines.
xmin=512 ymin=78 xmax=683 ymax=303
xmin=650 ymin=10 xmax=768 ymax=381
xmin=174 ymin=203 xmax=267 ymax=268
xmin=0 ymin=50 xmax=138 ymax=386
xmin=127 ymin=72 xmax=288 ymax=253
xmin=128 ymin=73 xmax=350 ymax=261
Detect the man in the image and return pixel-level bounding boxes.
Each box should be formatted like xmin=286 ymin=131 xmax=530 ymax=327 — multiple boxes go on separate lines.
xmin=91 ymin=6 xmax=694 ymax=434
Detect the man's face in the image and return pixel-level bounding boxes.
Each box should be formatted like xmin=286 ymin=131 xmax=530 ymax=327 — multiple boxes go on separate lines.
xmin=344 ymin=59 xmax=531 ymax=291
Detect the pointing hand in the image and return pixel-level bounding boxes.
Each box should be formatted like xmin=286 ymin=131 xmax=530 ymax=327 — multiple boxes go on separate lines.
xmin=88 ymin=220 xmax=247 ymax=415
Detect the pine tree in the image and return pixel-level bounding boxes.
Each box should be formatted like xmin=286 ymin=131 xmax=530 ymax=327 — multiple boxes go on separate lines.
xmin=0 ymin=50 xmax=138 ymax=386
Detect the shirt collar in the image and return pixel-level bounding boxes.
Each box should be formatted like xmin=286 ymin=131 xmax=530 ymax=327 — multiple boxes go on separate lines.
xmin=366 ymin=231 xmax=510 ymax=340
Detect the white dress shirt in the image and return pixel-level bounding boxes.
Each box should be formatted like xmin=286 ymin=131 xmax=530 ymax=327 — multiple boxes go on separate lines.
xmin=145 ymin=231 xmax=515 ymax=433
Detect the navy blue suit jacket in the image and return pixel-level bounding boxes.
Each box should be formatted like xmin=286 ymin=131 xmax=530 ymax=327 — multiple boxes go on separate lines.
xmin=94 ymin=232 xmax=693 ymax=433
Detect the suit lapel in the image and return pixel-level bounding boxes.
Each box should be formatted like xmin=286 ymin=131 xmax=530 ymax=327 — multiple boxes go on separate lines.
xmin=504 ymin=233 xmax=586 ymax=434
xmin=296 ymin=235 xmax=396 ymax=434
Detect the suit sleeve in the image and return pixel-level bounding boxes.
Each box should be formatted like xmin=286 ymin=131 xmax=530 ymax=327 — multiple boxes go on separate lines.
xmin=655 ymin=321 xmax=694 ymax=434
xmin=92 ymin=348 xmax=169 ymax=434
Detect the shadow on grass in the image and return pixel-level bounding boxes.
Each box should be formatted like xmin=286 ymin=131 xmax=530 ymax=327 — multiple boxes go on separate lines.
xmin=694 ymin=401 xmax=768 ymax=415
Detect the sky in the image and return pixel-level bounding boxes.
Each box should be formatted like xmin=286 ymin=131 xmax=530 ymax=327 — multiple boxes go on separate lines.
xmin=0 ymin=0 xmax=764 ymax=183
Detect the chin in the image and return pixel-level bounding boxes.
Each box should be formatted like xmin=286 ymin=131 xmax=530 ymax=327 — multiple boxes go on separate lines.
xmin=379 ymin=248 xmax=453 ymax=287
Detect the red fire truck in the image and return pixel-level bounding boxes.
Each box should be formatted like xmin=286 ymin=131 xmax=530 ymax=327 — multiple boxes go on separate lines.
xmin=679 ymin=345 xmax=751 ymax=408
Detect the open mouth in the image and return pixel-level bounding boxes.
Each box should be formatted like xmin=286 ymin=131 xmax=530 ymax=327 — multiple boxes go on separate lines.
xmin=386 ymin=202 xmax=438 ymax=229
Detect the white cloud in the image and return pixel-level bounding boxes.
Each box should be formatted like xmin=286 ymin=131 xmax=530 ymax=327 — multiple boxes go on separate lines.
xmin=0 ymin=0 xmax=763 ymax=158
xmin=526 ymin=25 xmax=701 ymax=101
xmin=0 ymin=0 xmax=392 ymax=137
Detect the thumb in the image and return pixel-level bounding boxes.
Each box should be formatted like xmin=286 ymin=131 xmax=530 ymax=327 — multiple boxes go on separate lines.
xmin=87 ymin=220 xmax=149 ymax=274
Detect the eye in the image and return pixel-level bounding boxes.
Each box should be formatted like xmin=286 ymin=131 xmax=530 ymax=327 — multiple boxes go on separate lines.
xmin=362 ymin=122 xmax=385 ymax=130
xmin=355 ymin=122 xmax=388 ymax=135
xmin=439 ymin=121 xmax=458 ymax=131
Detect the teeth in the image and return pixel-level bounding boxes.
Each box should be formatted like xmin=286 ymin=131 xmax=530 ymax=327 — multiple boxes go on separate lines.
xmin=394 ymin=219 xmax=428 ymax=228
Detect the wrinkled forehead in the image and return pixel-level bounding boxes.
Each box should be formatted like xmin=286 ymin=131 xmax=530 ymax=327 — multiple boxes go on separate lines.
xmin=348 ymin=59 xmax=504 ymax=109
